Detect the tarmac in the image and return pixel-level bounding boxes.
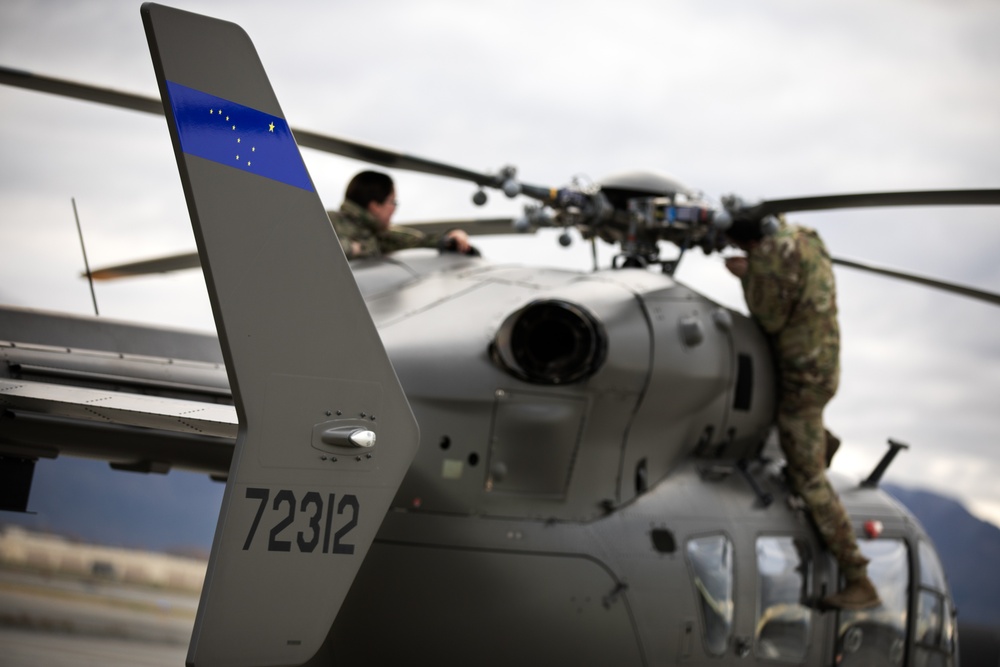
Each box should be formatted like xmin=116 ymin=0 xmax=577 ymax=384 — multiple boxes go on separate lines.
xmin=0 ymin=568 xmax=195 ymax=666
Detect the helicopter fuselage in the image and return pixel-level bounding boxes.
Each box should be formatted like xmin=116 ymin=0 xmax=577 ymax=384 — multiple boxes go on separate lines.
xmin=323 ymin=250 xmax=953 ymax=666
xmin=0 ymin=249 xmax=957 ymax=666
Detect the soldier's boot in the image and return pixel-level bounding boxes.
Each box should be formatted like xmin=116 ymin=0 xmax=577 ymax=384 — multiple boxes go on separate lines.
xmin=822 ymin=575 xmax=881 ymax=611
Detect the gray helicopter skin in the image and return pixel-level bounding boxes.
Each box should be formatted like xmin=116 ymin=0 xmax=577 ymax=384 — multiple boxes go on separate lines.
xmin=0 ymin=4 xmax=964 ymax=666
xmin=356 ymin=251 xmax=775 ymax=519
xmin=315 ymin=250 xmax=950 ymax=666
xmin=0 ymin=252 xmax=954 ymax=666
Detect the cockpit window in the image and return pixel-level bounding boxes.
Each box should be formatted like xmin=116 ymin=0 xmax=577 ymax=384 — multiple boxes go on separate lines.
xmin=918 ymin=539 xmax=947 ymax=590
xmin=916 ymin=591 xmax=944 ymax=647
xmin=915 ymin=540 xmax=955 ymax=664
xmin=754 ymin=536 xmax=812 ymax=662
xmin=686 ymin=534 xmax=734 ymax=656
xmin=837 ymin=539 xmax=909 ymax=667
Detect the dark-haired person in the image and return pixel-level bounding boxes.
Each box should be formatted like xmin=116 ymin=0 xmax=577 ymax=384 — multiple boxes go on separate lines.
xmin=725 ymin=215 xmax=880 ymax=611
xmin=330 ymin=170 xmax=471 ymax=259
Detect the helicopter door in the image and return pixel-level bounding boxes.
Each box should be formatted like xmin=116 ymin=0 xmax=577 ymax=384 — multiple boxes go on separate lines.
xmin=835 ymin=538 xmax=911 ymax=666
xmin=685 ymin=533 xmax=736 ymax=657
xmin=753 ymin=536 xmax=816 ymax=662
xmin=912 ymin=540 xmax=957 ymax=666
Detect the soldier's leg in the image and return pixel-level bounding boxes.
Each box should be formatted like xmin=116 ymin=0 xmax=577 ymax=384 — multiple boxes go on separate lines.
xmin=776 ymin=401 xmax=869 ymax=580
xmin=777 ymin=401 xmax=879 ymax=609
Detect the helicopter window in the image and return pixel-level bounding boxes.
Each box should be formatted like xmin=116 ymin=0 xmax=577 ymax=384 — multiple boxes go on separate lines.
xmin=685 ymin=534 xmax=734 ymax=656
xmin=917 ymin=539 xmax=947 ymax=591
xmin=916 ymin=591 xmax=944 ymax=646
xmin=836 ymin=538 xmax=909 ymax=667
xmin=754 ymin=536 xmax=812 ymax=663
xmin=914 ymin=540 xmax=955 ymax=664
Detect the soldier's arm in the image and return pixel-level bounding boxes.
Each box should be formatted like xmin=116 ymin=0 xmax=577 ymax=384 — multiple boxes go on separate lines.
xmin=743 ymin=250 xmax=799 ymax=334
xmin=330 ymin=216 xmax=373 ymax=259
xmin=382 ymin=225 xmax=432 ymax=253
xmin=329 ymin=218 xmax=351 ymax=255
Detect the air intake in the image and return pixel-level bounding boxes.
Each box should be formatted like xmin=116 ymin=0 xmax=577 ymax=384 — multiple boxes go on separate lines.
xmin=491 ymin=299 xmax=607 ymax=385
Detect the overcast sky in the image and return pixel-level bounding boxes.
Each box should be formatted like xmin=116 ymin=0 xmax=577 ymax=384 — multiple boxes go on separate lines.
xmin=2 ymin=0 xmax=999 ymax=530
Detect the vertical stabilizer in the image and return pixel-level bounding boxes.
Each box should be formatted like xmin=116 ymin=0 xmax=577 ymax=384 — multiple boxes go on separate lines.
xmin=141 ymin=4 xmax=419 ymax=665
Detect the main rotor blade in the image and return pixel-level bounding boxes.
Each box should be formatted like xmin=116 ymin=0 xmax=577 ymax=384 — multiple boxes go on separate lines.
xmin=0 ymin=64 xmax=163 ymax=114
xmin=402 ymin=217 xmax=520 ymax=237
xmin=0 ymin=65 xmax=499 ymax=186
xmin=85 ymin=216 xmax=522 ymax=281
xmin=291 ymin=128 xmax=498 ymax=185
xmin=755 ymin=190 xmax=1000 ymax=216
xmin=832 ymin=256 xmax=1000 ymax=306
xmin=85 ymin=251 xmax=201 ymax=280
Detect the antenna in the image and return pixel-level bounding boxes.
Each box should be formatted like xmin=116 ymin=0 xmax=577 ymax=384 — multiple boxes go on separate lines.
xmin=861 ymin=439 xmax=910 ymax=488
xmin=72 ymin=197 xmax=99 ymax=316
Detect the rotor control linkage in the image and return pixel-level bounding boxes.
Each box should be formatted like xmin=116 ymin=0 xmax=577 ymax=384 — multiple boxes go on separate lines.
xmin=861 ymin=439 xmax=909 ymax=488
xmin=736 ymin=459 xmax=774 ymax=508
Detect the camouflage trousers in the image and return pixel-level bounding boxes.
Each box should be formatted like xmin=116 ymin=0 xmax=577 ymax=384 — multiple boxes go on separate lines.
xmin=778 ymin=379 xmax=869 ymax=582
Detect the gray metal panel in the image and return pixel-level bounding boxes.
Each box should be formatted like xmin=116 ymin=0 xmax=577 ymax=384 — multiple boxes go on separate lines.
xmin=325 ymin=542 xmax=645 ymax=666
xmin=619 ymin=285 xmax=774 ymax=503
xmin=351 ymin=249 xmax=483 ymax=302
xmin=0 ymin=378 xmax=236 ymax=437
xmin=142 ymin=5 xmax=419 ymax=666
xmin=1 ymin=341 xmax=230 ymax=400
xmin=379 ymin=268 xmax=651 ymax=520
xmin=0 ymin=324 xmax=233 ymax=472
xmin=0 ymin=305 xmax=223 ymax=363
xmin=0 ymin=377 xmax=236 ymax=472
xmin=487 ymin=390 xmax=588 ymax=497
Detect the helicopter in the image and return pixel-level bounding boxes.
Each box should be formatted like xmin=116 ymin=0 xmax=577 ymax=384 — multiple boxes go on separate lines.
xmin=3 ymin=3 xmax=1000 ymax=666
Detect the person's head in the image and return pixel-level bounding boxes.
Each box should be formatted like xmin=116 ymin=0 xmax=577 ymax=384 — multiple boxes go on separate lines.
xmin=345 ymin=170 xmax=396 ymax=230
xmin=724 ymin=215 xmax=781 ymax=249
xmin=724 ymin=219 xmax=764 ymax=248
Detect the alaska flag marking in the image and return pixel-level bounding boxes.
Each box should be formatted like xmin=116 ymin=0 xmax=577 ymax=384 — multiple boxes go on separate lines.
xmin=165 ymin=81 xmax=313 ymax=192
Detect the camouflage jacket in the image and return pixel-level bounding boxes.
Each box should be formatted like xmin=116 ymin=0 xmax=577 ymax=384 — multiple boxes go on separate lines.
xmin=741 ymin=221 xmax=840 ymax=393
xmin=330 ymin=200 xmax=440 ymax=260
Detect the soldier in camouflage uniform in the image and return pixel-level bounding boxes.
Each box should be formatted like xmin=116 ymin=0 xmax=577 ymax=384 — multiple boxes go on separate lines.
xmin=330 ymin=171 xmax=471 ymax=259
xmin=725 ymin=217 xmax=881 ymax=611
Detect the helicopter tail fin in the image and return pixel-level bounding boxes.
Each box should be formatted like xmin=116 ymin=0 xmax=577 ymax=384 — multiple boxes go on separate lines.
xmin=141 ymin=4 xmax=419 ymax=666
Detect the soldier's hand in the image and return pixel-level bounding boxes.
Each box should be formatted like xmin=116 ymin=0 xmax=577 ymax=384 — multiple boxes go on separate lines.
xmin=444 ymin=229 xmax=471 ymax=254
xmin=725 ymin=256 xmax=748 ymax=278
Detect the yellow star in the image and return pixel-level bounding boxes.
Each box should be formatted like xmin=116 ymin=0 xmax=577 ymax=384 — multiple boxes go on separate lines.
xmin=247 ymin=161 xmax=252 ymax=166
xmin=268 ymin=122 xmax=275 ymax=132
xmin=236 ymin=155 xmax=240 ymax=161
xmin=232 ymin=125 xmax=236 ymax=130
xmin=237 ymin=138 xmax=241 ymax=143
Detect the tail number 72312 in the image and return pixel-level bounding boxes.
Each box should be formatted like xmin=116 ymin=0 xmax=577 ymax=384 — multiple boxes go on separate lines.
xmin=241 ymin=487 xmax=359 ymax=554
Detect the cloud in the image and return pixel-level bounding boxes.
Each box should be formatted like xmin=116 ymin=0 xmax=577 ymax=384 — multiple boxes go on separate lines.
xmin=2 ymin=0 xmax=998 ymax=532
